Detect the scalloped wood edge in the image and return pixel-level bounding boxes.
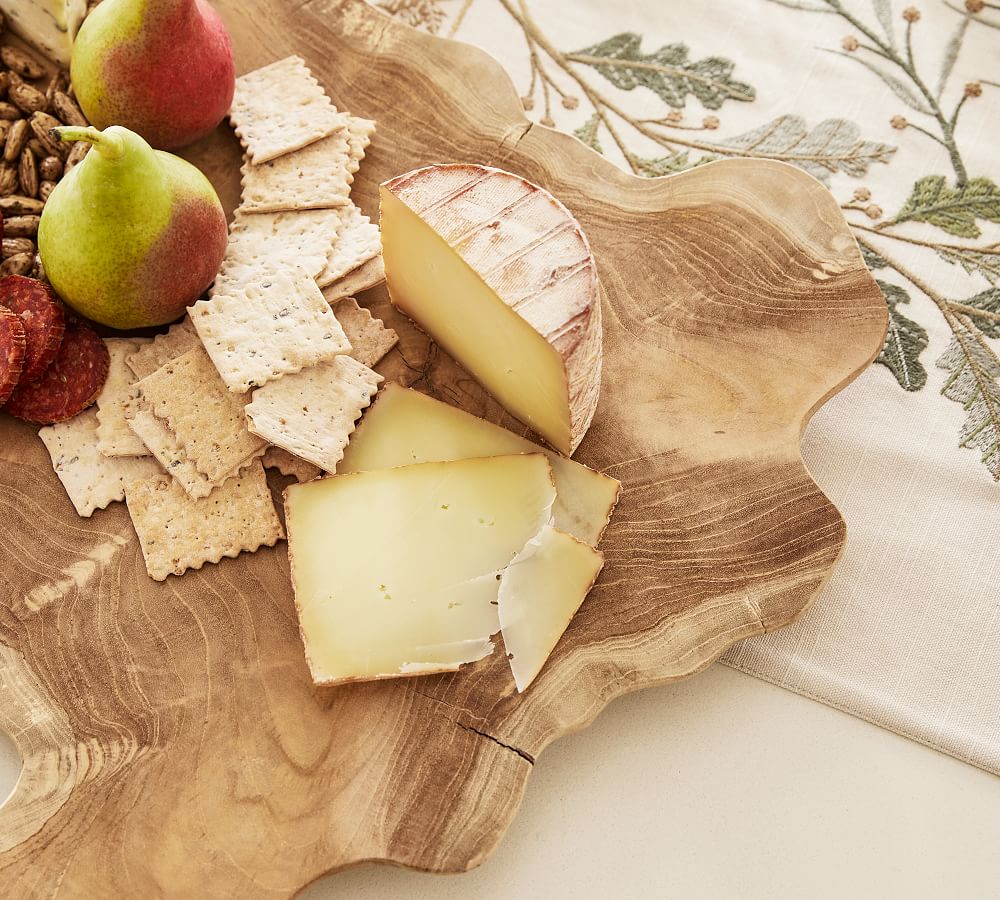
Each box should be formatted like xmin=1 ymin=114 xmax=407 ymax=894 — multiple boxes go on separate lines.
xmin=0 ymin=2 xmax=887 ymax=894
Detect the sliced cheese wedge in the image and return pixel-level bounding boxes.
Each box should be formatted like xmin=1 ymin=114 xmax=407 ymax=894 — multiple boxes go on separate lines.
xmin=339 ymin=383 xmax=620 ymax=547
xmin=284 ymin=454 xmax=556 ymax=685
xmin=498 ymin=525 xmax=605 ymax=693
xmin=1 ymin=0 xmax=86 ymax=64
xmin=380 ymin=164 xmax=602 ymax=455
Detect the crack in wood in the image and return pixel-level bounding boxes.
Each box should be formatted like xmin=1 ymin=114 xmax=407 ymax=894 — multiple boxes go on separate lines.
xmin=457 ymin=722 xmax=535 ymax=765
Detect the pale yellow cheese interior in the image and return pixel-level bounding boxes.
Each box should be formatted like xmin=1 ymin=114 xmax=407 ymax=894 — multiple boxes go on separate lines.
xmin=498 ymin=525 xmax=604 ymax=692
xmin=1 ymin=0 xmax=86 ymax=65
xmin=380 ymin=187 xmax=573 ymax=453
xmin=339 ymin=384 xmax=620 ymax=547
xmin=285 ymin=454 xmax=556 ymax=684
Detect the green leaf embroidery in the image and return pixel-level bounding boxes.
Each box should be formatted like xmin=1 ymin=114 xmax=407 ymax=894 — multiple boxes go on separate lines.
xmin=936 ymin=13 xmax=971 ymax=98
xmin=872 ymin=0 xmax=897 ymax=48
xmin=768 ymin=0 xmax=834 ymax=9
xmin=710 ymin=115 xmax=895 ymax=184
xmin=573 ymin=114 xmax=603 ymax=154
xmin=861 ymin=244 xmax=888 ymax=270
xmin=960 ymin=289 xmax=1000 ymax=338
xmin=893 ymin=176 xmax=1000 ymax=238
xmin=935 ymin=246 xmax=1000 ymax=287
xmin=568 ymin=34 xmax=755 ymax=110
xmin=937 ymin=317 xmax=1000 ymax=480
xmin=630 ymin=152 xmax=719 ymax=177
xmin=875 ymin=279 xmax=929 ymax=391
xmin=823 ymin=50 xmax=933 ymax=114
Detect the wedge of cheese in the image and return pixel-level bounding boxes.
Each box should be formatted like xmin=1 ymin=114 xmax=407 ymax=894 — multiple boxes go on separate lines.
xmin=284 ymin=454 xmax=556 ymax=685
xmin=498 ymin=525 xmax=605 ymax=692
xmin=380 ymin=164 xmax=602 ymax=455
xmin=1 ymin=0 xmax=86 ymax=65
xmin=339 ymin=383 xmax=620 ymax=547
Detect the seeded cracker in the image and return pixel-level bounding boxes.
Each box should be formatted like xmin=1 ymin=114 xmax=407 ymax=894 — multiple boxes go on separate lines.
xmin=262 ymin=446 xmax=322 ymax=482
xmin=323 ymin=255 xmax=386 ymax=303
xmin=221 ymin=208 xmax=343 ymax=281
xmin=190 ymin=266 xmax=352 ymax=392
xmin=137 ymin=344 xmax=267 ymax=484
xmin=126 ymin=318 xmax=199 ymax=380
xmin=123 ymin=460 xmax=284 ymax=581
xmin=127 ymin=400 xmax=224 ymax=499
xmin=96 ymin=337 xmax=152 ymax=457
xmin=39 ymin=408 xmax=162 ymax=517
xmin=239 ymin=128 xmax=352 ymax=213
xmin=316 ymin=205 xmax=381 ymax=288
xmin=332 ymin=297 xmax=398 ymax=367
xmin=230 ymin=56 xmax=345 ymax=165
xmin=245 ymin=355 xmax=382 ymax=471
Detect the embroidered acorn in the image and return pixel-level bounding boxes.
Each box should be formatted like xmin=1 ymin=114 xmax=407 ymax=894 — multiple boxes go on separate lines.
xmin=841 ymin=35 xmax=860 ymax=51
xmin=702 ymin=115 xmax=720 ymax=130
xmin=964 ymin=81 xmax=983 ymax=98
xmin=865 ymin=204 xmax=883 ymax=220
xmin=520 ymin=96 xmax=535 ymax=111
xmin=890 ymin=115 xmax=908 ymax=129
xmin=853 ymin=187 xmax=872 ymax=201
xmin=561 ymin=95 xmax=579 ymax=110
xmin=964 ymin=0 xmax=984 ymax=11
xmin=902 ymin=6 xmax=921 ymax=22
xmin=666 ymin=110 xmax=683 ymax=123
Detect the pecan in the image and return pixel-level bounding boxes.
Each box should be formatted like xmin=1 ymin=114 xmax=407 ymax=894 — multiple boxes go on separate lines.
xmin=18 ymin=147 xmax=38 ymax=197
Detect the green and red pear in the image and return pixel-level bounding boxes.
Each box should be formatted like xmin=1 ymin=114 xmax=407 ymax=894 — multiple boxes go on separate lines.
xmin=70 ymin=0 xmax=235 ymax=150
xmin=37 ymin=125 xmax=227 ymax=330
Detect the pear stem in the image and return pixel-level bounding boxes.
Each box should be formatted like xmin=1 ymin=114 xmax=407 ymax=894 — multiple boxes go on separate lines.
xmin=51 ymin=126 xmax=126 ymax=160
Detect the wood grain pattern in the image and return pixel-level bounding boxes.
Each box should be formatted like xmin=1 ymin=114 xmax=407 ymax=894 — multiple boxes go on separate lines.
xmin=0 ymin=1 xmax=887 ymax=895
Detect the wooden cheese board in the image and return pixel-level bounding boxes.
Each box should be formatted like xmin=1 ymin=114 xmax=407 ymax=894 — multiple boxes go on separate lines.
xmin=0 ymin=0 xmax=887 ymax=894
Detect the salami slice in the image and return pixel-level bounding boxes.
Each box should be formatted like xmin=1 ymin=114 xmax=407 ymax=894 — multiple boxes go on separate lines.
xmin=5 ymin=318 xmax=109 ymax=424
xmin=0 ymin=306 xmax=26 ymax=407
xmin=0 ymin=275 xmax=66 ymax=383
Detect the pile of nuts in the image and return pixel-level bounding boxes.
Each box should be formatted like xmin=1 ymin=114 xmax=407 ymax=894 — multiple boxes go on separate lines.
xmin=0 ymin=12 xmax=93 ymax=279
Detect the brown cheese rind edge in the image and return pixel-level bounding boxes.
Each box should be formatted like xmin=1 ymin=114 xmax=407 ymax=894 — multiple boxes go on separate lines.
xmin=381 ymin=163 xmax=603 ymax=455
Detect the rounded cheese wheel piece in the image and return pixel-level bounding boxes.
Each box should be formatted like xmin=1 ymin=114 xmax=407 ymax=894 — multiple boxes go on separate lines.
xmin=380 ymin=164 xmax=602 ymax=456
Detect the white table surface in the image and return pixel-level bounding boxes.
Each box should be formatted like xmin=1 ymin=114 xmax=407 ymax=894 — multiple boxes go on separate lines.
xmin=2 ymin=665 xmax=997 ymax=898
xmin=310 ymin=666 xmax=1000 ymax=899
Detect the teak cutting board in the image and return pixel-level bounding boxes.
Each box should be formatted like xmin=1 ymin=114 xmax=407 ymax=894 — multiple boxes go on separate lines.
xmin=0 ymin=1 xmax=887 ymax=895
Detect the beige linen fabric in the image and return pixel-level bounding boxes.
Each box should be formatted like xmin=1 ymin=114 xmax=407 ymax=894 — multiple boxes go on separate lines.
xmin=376 ymin=0 xmax=1000 ymax=773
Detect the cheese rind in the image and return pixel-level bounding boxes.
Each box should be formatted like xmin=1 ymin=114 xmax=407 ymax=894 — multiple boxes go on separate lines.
xmin=339 ymin=383 xmax=620 ymax=547
xmin=380 ymin=164 xmax=602 ymax=455
xmin=498 ymin=525 xmax=604 ymax=693
xmin=2 ymin=0 xmax=86 ymax=65
xmin=285 ymin=454 xmax=557 ymax=685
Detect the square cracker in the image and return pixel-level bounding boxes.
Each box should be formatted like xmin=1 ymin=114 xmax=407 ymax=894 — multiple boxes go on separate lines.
xmin=262 ymin=446 xmax=322 ymax=482
xmin=316 ymin=205 xmax=381 ymax=288
xmin=346 ymin=117 xmax=376 ymax=175
xmin=239 ymin=129 xmax=352 ymax=213
xmin=126 ymin=319 xmax=199 ymax=380
xmin=136 ymin=344 xmax=267 ymax=484
xmin=39 ymin=408 xmax=162 ymax=517
xmin=245 ymin=355 xmax=382 ymax=471
xmin=123 ymin=460 xmax=284 ymax=581
xmin=221 ymin=208 xmax=343 ymax=282
xmin=323 ymin=255 xmax=385 ymax=303
xmin=190 ymin=266 xmax=351 ymax=393
xmin=230 ymin=56 xmax=344 ymax=164
xmin=127 ymin=399 xmax=229 ymax=499
xmin=332 ymin=297 xmax=398 ymax=367
xmin=96 ymin=337 xmax=152 ymax=457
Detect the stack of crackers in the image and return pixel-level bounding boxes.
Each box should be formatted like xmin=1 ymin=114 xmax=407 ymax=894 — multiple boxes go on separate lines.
xmin=37 ymin=56 xmax=400 ymax=582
